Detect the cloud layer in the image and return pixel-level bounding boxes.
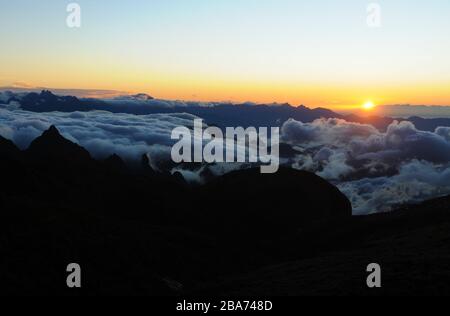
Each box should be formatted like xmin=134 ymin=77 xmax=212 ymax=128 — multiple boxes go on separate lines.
xmin=281 ymin=118 xmax=450 ymax=214
xmin=3 ymin=94 xmax=450 ymax=214
xmin=339 ymin=160 xmax=450 ymax=214
xmin=0 ymin=104 xmax=199 ymax=163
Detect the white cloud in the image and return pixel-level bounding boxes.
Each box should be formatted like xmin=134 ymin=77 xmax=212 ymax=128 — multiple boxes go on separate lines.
xmin=281 ymin=118 xmax=450 ymax=213
xmin=0 ymin=107 xmax=199 ymax=162
xmin=339 ymin=160 xmax=450 ymax=215
xmin=3 ymin=101 xmax=450 ymax=215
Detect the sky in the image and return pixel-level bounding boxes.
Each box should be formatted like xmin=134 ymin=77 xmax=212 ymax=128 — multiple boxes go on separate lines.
xmin=1 ymin=0 xmax=450 ymax=109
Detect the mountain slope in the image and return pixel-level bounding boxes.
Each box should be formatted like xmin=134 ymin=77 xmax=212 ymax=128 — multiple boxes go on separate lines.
xmin=26 ymin=125 xmax=92 ymax=165
xmin=0 ymin=135 xmax=21 ymax=159
xmin=193 ymin=195 xmax=450 ymax=295
xmin=0 ymin=127 xmax=352 ymax=295
xmin=192 ymin=168 xmax=351 ymax=236
xmin=1 ymin=127 xmax=450 ymax=295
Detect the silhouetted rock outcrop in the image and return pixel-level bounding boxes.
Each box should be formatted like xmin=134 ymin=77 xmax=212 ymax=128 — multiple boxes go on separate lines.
xmin=102 ymin=154 xmax=128 ymax=173
xmin=140 ymin=153 xmax=158 ymax=176
xmin=191 ymin=168 xmax=351 ymax=242
xmin=0 ymin=136 xmax=26 ymax=204
xmin=26 ymin=125 xmax=92 ymax=165
xmin=172 ymin=171 xmax=188 ymax=186
xmin=0 ymin=135 xmax=21 ymax=159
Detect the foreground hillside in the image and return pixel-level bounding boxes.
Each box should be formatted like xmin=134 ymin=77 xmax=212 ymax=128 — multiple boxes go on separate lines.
xmin=195 ymin=196 xmax=450 ymax=295
xmin=0 ymin=127 xmax=350 ymax=295
xmin=1 ymin=127 xmax=450 ymax=295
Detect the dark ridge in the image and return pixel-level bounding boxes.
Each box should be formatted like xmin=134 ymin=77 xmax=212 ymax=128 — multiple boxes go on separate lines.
xmin=172 ymin=171 xmax=188 ymax=186
xmin=141 ymin=153 xmax=157 ymax=175
xmin=5 ymin=126 xmax=450 ymax=295
xmin=26 ymin=125 xmax=91 ymax=164
xmin=20 ymin=90 xmax=91 ymax=112
xmin=344 ymin=113 xmax=450 ymax=132
xmin=193 ymin=194 xmax=450 ymax=296
xmin=13 ymin=91 xmax=346 ymax=126
xmin=102 ymin=154 xmax=128 ymax=172
xmin=131 ymin=93 xmax=154 ymax=100
xmin=0 ymin=135 xmax=21 ymax=159
xmin=189 ymin=167 xmax=352 ymax=241
xmin=7 ymin=90 xmax=450 ymax=132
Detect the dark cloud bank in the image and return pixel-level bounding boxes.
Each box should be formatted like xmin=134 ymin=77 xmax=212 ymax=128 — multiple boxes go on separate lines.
xmin=2 ymin=91 xmax=450 ymax=214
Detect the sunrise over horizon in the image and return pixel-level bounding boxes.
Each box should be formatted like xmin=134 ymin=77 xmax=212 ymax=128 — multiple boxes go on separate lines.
xmin=1 ymin=0 xmax=450 ymax=109
xmin=4 ymin=0 xmax=450 ymax=298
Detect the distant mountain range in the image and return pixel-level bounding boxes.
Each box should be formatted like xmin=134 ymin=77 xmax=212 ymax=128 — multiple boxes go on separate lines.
xmin=376 ymin=104 xmax=450 ymax=119
xmin=3 ymin=90 xmax=450 ymax=132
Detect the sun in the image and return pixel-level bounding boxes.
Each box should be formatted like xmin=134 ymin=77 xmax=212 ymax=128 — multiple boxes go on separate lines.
xmin=362 ymin=101 xmax=376 ymax=111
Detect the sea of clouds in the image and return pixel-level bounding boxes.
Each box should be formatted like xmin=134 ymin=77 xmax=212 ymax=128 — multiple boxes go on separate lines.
xmin=2 ymin=94 xmax=450 ymax=214
xmin=0 ymin=103 xmax=199 ymax=163
xmin=0 ymin=98 xmax=250 ymax=180
xmin=281 ymin=118 xmax=450 ymax=214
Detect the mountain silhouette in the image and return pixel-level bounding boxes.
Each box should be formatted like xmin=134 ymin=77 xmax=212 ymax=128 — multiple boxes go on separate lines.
xmin=114 ymin=93 xmax=155 ymax=101
xmin=102 ymin=154 xmax=128 ymax=172
xmin=13 ymin=91 xmax=345 ymax=127
xmin=26 ymin=125 xmax=92 ymax=167
xmin=9 ymin=90 xmax=450 ymax=132
xmin=1 ymin=127 xmax=450 ymax=295
xmin=0 ymin=135 xmax=27 ymax=204
xmin=0 ymin=127 xmax=353 ymax=295
xmin=0 ymin=135 xmax=21 ymax=159
xmin=345 ymin=114 xmax=450 ymax=132
xmin=192 ymin=168 xmax=351 ymax=240
xmin=20 ymin=90 xmax=91 ymax=112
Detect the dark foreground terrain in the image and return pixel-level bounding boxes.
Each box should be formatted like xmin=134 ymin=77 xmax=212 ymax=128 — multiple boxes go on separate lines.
xmin=1 ymin=126 xmax=450 ymax=295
